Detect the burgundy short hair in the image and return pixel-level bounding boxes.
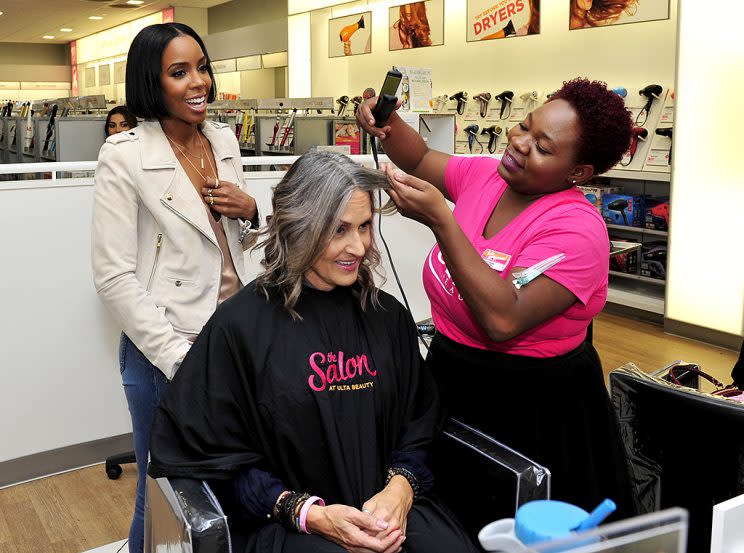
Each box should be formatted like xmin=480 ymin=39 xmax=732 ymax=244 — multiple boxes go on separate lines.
xmin=547 ymin=78 xmax=632 ymax=175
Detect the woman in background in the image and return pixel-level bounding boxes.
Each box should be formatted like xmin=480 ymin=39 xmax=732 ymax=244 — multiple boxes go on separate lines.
xmin=104 ymin=105 xmax=138 ymax=138
xmin=92 ymin=22 xmax=258 ymax=553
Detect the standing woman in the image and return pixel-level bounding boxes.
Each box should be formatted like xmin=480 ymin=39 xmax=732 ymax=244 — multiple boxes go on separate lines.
xmin=91 ymin=23 xmax=258 ymax=553
xmin=357 ymin=78 xmax=636 ymax=516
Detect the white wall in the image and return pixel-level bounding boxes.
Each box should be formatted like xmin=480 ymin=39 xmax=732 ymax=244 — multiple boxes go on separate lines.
xmin=666 ymin=1 xmax=744 ymax=337
xmin=307 ymin=0 xmax=678 ymax=98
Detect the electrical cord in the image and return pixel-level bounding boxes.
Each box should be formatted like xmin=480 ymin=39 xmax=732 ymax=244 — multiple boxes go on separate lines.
xmin=371 ymin=136 xmax=431 ymax=354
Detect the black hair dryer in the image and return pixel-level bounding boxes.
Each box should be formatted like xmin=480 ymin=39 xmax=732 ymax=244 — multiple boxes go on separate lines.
xmin=494 ymin=90 xmax=514 ymax=120
xmin=450 ymin=91 xmax=468 ymax=115
xmin=473 ymin=92 xmax=491 ymax=118
xmin=637 ymin=84 xmax=663 ymax=125
xmin=481 ymin=125 xmax=502 ymax=154
xmin=464 ymin=124 xmax=481 ymax=153
xmin=655 ymin=126 xmax=673 ymax=164
xmin=336 ymin=95 xmax=350 ymax=117
xmin=607 ymin=198 xmax=629 ymax=225
xmin=350 ymin=96 xmax=363 ymax=115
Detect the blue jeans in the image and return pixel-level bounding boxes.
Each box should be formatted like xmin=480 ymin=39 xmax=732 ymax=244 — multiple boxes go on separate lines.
xmin=119 ymin=333 xmax=169 ymax=553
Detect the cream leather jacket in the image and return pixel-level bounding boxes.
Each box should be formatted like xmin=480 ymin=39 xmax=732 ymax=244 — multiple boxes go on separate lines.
xmin=92 ymin=120 xmax=253 ymax=379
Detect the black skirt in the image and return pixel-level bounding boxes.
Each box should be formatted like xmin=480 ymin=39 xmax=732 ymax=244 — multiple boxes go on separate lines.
xmin=427 ymin=332 xmax=637 ymax=519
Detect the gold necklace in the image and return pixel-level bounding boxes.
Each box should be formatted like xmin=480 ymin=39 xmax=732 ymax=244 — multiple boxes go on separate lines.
xmin=196 ymin=132 xmax=218 ymax=181
xmin=165 ymin=133 xmax=205 ymax=169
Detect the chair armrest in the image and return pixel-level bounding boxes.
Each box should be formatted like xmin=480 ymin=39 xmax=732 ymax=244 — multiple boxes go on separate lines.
xmin=145 ymin=475 xmax=231 ymax=553
xmin=433 ymin=419 xmax=551 ymax=538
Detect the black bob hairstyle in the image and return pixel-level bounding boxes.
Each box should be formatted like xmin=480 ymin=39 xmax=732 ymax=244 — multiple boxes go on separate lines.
xmin=125 ymin=22 xmax=217 ymax=120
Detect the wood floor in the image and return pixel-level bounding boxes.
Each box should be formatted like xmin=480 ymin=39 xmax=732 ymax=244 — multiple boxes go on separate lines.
xmin=0 ymin=313 xmax=739 ymax=553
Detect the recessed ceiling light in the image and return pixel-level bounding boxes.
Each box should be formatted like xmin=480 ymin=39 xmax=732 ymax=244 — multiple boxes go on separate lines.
xmin=126 ymin=0 xmax=144 ymax=4
xmin=43 ymin=35 xmax=55 ymax=39
xmin=0 ymin=11 xmax=4 ymax=16
xmin=60 ymin=28 xmax=73 ymax=32
xmin=89 ymin=15 xmax=104 ymax=20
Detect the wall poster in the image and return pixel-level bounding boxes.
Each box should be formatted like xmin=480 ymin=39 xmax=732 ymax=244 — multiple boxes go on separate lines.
xmin=466 ymin=0 xmax=540 ymax=42
xmin=389 ymin=0 xmax=444 ymax=51
xmin=569 ymin=0 xmax=670 ymax=30
xmin=329 ymin=12 xmax=372 ymax=58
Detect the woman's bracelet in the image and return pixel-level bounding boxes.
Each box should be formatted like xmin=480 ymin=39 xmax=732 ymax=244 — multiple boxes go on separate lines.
xmin=272 ymin=490 xmax=320 ymax=533
xmin=386 ymin=466 xmax=420 ymax=500
xmin=299 ymin=495 xmax=326 ymax=534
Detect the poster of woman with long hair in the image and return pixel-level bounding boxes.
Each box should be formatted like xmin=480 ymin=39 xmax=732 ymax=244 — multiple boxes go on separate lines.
xmin=466 ymin=0 xmax=540 ymax=41
xmin=389 ymin=0 xmax=444 ymax=51
xmin=569 ymin=0 xmax=669 ymax=30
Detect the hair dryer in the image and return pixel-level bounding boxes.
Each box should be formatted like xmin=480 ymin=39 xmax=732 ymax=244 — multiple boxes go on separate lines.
xmin=612 ymin=87 xmax=628 ymax=98
xmin=430 ymin=93 xmax=449 ymax=112
xmin=449 ymin=91 xmax=468 ymax=115
xmin=340 ymin=16 xmax=365 ymax=42
xmin=464 ymin=124 xmax=482 ymax=153
xmin=655 ymin=126 xmax=673 ymax=164
xmin=481 ymin=125 xmax=502 ymax=154
xmin=473 ymin=92 xmax=491 ymax=118
xmin=607 ymin=198 xmax=629 ymax=225
xmin=621 ymin=127 xmax=648 ymax=166
xmin=336 ymin=95 xmax=350 ymax=117
xmin=350 ymin=96 xmax=363 ymax=115
xmin=636 ymin=84 xmax=663 ymax=125
xmin=494 ymin=90 xmax=514 ymax=120
xmin=520 ymin=91 xmax=539 ymax=103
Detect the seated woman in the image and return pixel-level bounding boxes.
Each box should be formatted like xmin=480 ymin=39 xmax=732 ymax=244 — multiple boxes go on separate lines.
xmin=149 ymin=150 xmax=478 ymax=553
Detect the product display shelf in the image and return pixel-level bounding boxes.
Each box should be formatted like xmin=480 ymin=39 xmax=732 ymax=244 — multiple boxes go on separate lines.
xmin=606 ymin=224 xmax=668 ymax=237
xmin=609 ymin=270 xmax=666 ymax=286
xmin=602 ymin=171 xmax=671 ymax=318
xmin=606 ymin=277 xmax=665 ymax=316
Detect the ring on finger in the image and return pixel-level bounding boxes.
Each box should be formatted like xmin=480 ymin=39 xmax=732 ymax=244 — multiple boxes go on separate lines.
xmin=208 ymin=195 xmax=215 ymax=206
xmin=362 ymin=509 xmax=372 ymax=514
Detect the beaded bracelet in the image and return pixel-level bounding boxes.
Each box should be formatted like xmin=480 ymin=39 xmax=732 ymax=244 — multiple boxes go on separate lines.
xmin=386 ymin=467 xmax=421 ymax=500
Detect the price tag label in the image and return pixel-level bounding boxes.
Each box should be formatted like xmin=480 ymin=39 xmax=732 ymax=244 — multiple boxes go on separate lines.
xmin=509 ymin=106 xmax=525 ymax=122
xmin=646 ymin=148 xmax=670 ymax=166
xmin=660 ymin=106 xmax=674 ymax=123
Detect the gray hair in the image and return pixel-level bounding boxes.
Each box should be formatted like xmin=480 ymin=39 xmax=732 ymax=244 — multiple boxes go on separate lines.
xmin=253 ymin=150 xmax=392 ymax=320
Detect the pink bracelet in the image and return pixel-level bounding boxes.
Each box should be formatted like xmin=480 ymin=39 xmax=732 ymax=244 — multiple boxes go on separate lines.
xmin=299 ymin=495 xmax=325 ymax=534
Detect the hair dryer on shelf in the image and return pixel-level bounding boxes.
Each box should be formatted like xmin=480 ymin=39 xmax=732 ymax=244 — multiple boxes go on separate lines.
xmin=481 ymin=125 xmax=502 ymax=154
xmin=655 ymin=126 xmax=673 ymax=164
xmin=339 ymin=15 xmax=364 ymax=42
xmin=621 ymin=127 xmax=648 ymax=166
xmin=473 ymin=92 xmax=491 ymax=118
xmin=335 ymin=95 xmax=350 ymax=117
xmin=350 ymin=96 xmax=363 ymax=115
xmin=430 ymin=93 xmax=449 ymax=112
xmin=494 ymin=90 xmax=514 ymax=120
xmin=611 ymin=86 xmax=628 ymax=98
xmin=636 ymin=84 xmax=663 ymax=125
xmin=520 ymin=90 xmax=539 ymax=103
xmin=449 ymin=91 xmax=468 ymax=115
xmin=464 ymin=124 xmax=482 ymax=153
xmin=607 ymin=198 xmax=629 ymax=225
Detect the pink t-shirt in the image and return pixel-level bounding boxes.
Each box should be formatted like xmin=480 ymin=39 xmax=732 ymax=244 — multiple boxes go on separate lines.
xmin=422 ymin=156 xmax=609 ymax=357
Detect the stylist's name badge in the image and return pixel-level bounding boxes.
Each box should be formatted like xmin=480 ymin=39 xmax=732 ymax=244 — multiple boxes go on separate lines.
xmin=481 ymin=249 xmax=511 ymax=272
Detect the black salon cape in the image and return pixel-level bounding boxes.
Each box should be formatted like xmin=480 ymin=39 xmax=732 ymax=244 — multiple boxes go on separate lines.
xmin=149 ymin=283 xmax=478 ymax=553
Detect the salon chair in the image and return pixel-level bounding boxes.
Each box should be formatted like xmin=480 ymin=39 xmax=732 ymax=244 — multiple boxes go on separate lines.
xmin=144 ymin=418 xmax=551 ymax=552
xmin=609 ymin=363 xmax=744 ymax=553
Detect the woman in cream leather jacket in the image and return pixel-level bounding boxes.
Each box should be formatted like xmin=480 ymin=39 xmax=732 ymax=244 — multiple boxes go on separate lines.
xmin=91 ymin=23 xmax=258 ymax=553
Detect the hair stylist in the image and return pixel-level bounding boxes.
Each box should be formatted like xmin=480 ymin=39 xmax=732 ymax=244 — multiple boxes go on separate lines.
xmin=91 ymin=22 xmax=258 ymax=553
xmin=357 ymin=78 xmax=636 ymax=516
